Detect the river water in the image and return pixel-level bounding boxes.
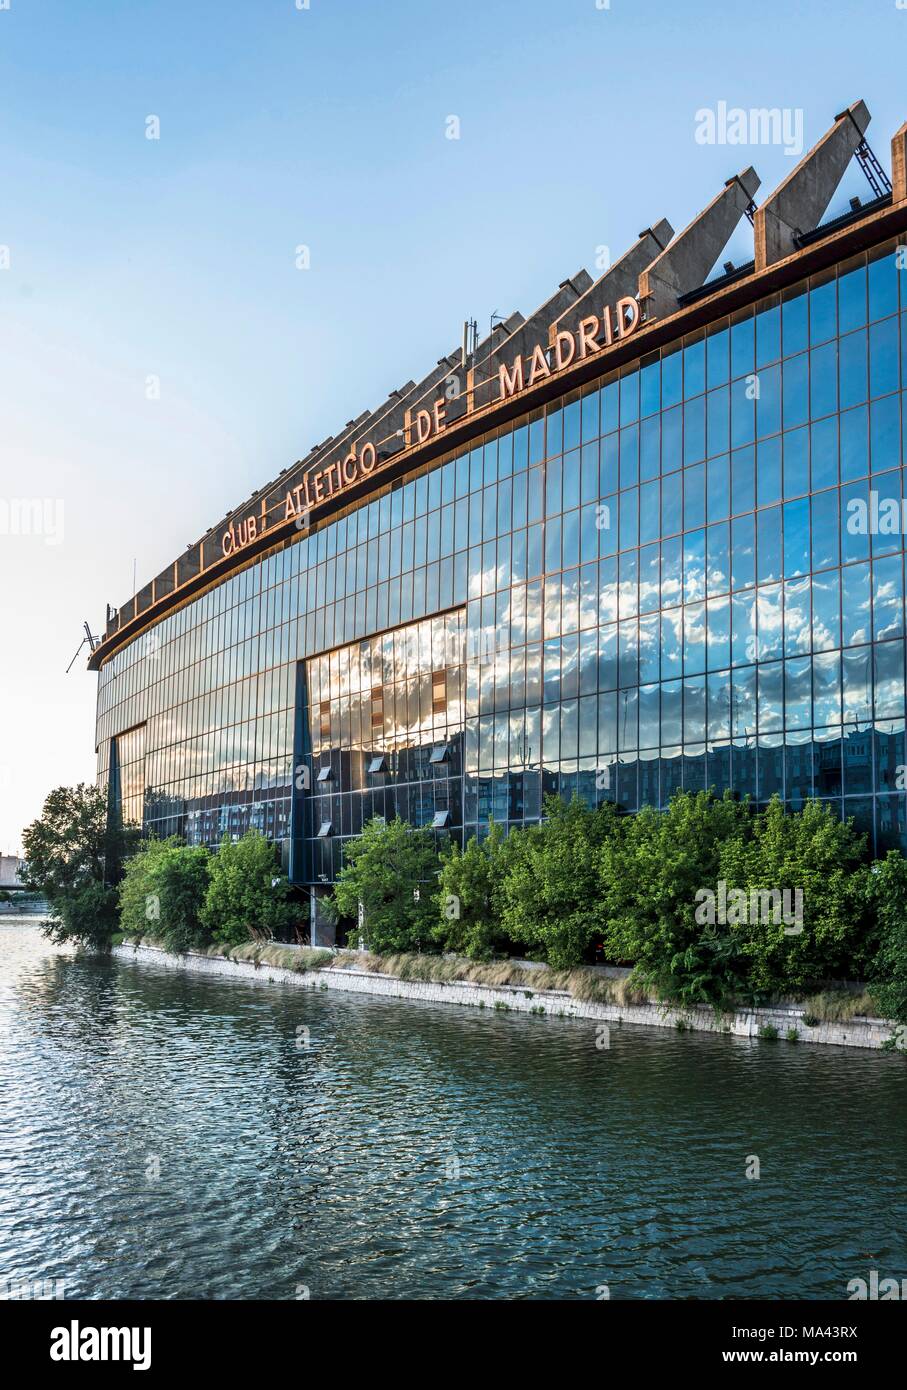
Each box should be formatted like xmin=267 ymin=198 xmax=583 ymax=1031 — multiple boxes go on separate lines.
xmin=0 ymin=921 xmax=904 ymax=1301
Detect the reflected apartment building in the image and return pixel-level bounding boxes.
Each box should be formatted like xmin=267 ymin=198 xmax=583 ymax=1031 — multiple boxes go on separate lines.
xmin=91 ymin=100 xmax=907 ymax=933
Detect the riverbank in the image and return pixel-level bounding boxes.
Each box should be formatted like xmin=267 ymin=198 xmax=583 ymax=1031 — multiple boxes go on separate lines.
xmin=111 ymin=938 xmax=896 ymax=1051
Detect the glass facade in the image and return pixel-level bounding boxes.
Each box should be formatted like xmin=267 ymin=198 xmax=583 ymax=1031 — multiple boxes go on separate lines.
xmin=107 ymin=724 xmax=146 ymax=832
xmin=304 ymin=614 xmax=465 ymax=880
xmin=96 ymin=235 xmax=907 ymax=876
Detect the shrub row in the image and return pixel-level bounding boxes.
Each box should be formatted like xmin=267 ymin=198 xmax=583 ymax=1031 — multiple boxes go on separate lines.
xmin=329 ymin=792 xmax=905 ymax=1020
xmin=117 ymin=830 xmax=300 ymax=952
xmin=21 ymin=783 xmax=907 ymax=1025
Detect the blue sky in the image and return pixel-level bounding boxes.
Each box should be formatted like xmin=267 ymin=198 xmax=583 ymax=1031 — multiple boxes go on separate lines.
xmin=1 ymin=0 xmax=905 ymax=850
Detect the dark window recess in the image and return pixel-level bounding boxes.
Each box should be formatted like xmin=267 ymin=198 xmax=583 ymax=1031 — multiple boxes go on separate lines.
xmin=429 ymin=744 xmax=450 ymax=764
xmin=371 ymin=684 xmax=384 ymax=729
xmin=316 ymin=820 xmax=333 ymax=838
xmin=431 ymin=669 xmax=447 ymax=714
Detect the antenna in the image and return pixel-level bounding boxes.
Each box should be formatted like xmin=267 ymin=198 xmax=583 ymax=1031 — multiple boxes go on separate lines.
xmin=65 ymin=621 xmax=100 ymax=674
xmin=461 ymin=317 xmax=478 ymax=368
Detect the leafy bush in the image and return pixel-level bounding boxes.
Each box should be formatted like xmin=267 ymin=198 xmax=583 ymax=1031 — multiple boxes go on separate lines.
xmin=434 ymin=821 xmax=510 ymax=959
xmin=155 ymin=844 xmax=211 ymax=953
xmin=201 ymin=831 xmax=300 ymax=946
xmin=499 ymin=795 xmax=618 ymax=968
xmin=598 ymin=791 xmax=754 ymax=1007
xmin=329 ymin=816 xmax=438 ymax=954
xmin=22 ymin=784 xmax=138 ymax=949
xmin=598 ymin=792 xmax=870 ymax=1007
xmin=866 ymin=851 xmax=907 ymax=1025
xmin=119 ymin=838 xmax=210 ymax=953
xmin=119 ymin=837 xmax=173 ymax=939
xmin=52 ymin=878 xmax=122 ymax=951
xmin=717 ymin=797 xmax=869 ymax=994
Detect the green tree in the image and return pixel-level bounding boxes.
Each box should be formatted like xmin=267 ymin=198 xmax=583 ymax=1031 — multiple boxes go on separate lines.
xmin=599 ymin=790 xmax=754 ymax=1007
xmin=718 ymin=797 xmax=869 ymax=995
xmin=22 ymin=784 xmax=139 ymax=949
xmin=156 ymin=844 xmax=211 ymax=953
xmin=119 ymin=836 xmax=173 ymax=939
xmin=866 ymin=850 xmax=907 ymax=1026
xmin=330 ymin=816 xmax=439 ymax=954
xmin=119 ymin=837 xmax=211 ymax=953
xmin=200 ymin=831 xmax=300 ymax=946
xmin=434 ymin=821 xmax=510 ymax=959
xmin=499 ymin=795 xmax=618 ymax=968
xmin=599 ymin=792 xmax=871 ymax=1007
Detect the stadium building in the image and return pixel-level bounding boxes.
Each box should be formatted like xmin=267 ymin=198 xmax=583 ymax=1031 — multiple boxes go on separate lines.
xmin=90 ymin=100 xmax=907 ymax=939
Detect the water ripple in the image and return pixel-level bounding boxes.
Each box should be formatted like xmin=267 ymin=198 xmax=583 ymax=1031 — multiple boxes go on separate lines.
xmin=0 ymin=923 xmax=905 ymax=1300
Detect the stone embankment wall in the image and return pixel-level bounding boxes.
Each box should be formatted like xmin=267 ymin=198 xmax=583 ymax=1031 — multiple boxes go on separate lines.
xmin=111 ymin=942 xmax=893 ymax=1051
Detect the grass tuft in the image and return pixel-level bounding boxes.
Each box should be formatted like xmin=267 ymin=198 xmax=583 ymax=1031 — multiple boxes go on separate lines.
xmin=326 ymin=950 xmax=659 ymax=1007
xmin=800 ymin=988 xmax=877 ymax=1023
xmin=289 ymin=948 xmax=333 ymax=973
xmin=228 ymin=942 xmax=264 ymax=963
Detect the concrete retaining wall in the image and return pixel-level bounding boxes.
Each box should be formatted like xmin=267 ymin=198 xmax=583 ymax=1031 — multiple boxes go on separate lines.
xmin=111 ymin=942 xmax=895 ymax=1051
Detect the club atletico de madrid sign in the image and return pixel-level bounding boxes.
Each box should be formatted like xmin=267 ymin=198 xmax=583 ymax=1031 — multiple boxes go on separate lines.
xmin=221 ymin=293 xmax=640 ymax=560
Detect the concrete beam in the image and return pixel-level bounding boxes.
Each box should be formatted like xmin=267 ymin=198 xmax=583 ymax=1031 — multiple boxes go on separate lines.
xmin=892 ymin=120 xmax=907 ymax=204
xmin=257 ymin=352 xmax=463 ymax=527
xmin=471 ymin=275 xmax=592 ymax=411
xmin=402 ymin=345 xmax=486 ymax=436
xmin=548 ymin=220 xmax=673 ymax=347
xmin=639 ymin=170 xmax=760 ymax=321
xmin=754 ymin=100 xmax=871 ymax=269
xmin=398 ymin=316 xmax=523 ymax=424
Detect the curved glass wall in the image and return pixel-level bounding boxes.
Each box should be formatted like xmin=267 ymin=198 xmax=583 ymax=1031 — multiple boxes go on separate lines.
xmin=96 ymin=237 xmax=907 ymax=875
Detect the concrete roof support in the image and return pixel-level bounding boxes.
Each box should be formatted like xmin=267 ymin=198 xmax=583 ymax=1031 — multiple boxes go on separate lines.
xmin=548 ymin=220 xmax=674 ymax=347
xmin=754 ymin=100 xmax=871 ymax=269
xmin=892 ymin=120 xmax=907 ymax=204
xmin=638 ymin=168 xmax=760 ymax=321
